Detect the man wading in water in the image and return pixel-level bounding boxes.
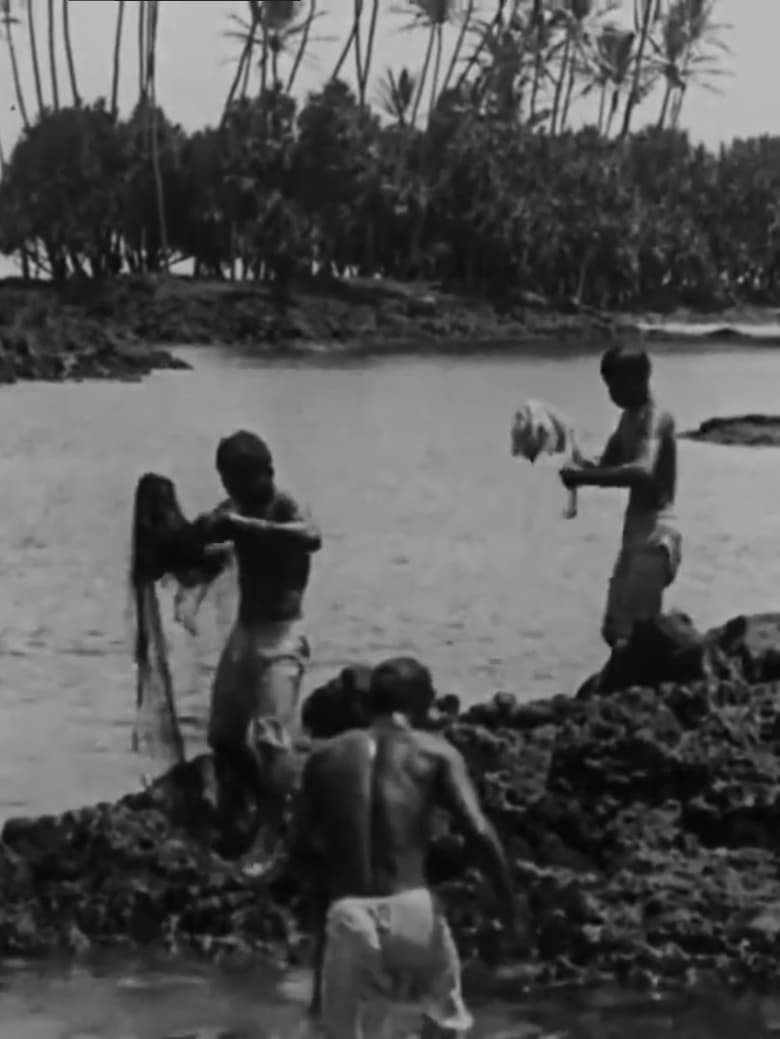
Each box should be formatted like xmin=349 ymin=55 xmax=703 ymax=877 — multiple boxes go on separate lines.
xmin=288 ymin=657 xmax=516 ymax=1038
xmin=199 ymin=430 xmax=321 ymax=848
xmin=559 ymin=345 xmax=680 ymax=650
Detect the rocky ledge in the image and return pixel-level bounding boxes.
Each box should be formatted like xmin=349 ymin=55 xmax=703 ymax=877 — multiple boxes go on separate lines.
xmin=681 ymin=415 xmax=780 ymax=448
xmin=0 ymin=283 xmax=189 ymax=384
xmin=4 ymin=611 xmax=780 ymax=995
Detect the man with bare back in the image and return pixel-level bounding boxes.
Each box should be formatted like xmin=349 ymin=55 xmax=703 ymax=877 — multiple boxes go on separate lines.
xmin=559 ymin=345 xmax=681 ymax=649
xmin=289 ymin=656 xmax=516 ymax=1038
xmin=198 ymin=430 xmax=321 ymax=825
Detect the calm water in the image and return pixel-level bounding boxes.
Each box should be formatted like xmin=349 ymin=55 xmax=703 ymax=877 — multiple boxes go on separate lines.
xmin=3 ymin=343 xmax=780 ymax=1035
xmin=2 ymin=344 xmax=780 ymax=817
xmin=0 ymin=957 xmax=779 ymax=1038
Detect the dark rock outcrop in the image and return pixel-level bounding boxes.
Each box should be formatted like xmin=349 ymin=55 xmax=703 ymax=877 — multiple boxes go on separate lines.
xmin=681 ymin=414 xmax=780 ymax=447
xmin=5 ymin=612 xmax=780 ymax=994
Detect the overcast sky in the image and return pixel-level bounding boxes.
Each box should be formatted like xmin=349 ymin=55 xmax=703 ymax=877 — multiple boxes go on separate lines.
xmin=0 ymin=0 xmax=774 ymax=156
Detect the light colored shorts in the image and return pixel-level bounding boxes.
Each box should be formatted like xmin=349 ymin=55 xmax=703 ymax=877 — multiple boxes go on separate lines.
xmin=207 ymin=618 xmax=309 ymax=748
xmin=320 ymin=887 xmax=473 ymax=1038
xmin=602 ymin=526 xmax=682 ymax=648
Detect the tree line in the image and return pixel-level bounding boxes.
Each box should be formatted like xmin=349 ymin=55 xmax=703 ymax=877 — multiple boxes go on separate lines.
xmin=2 ymin=0 xmax=775 ymax=311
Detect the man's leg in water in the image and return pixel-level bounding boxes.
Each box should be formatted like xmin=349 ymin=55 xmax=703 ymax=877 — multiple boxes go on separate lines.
xmin=207 ymin=627 xmax=267 ymax=822
xmin=601 ymin=544 xmax=671 ymax=651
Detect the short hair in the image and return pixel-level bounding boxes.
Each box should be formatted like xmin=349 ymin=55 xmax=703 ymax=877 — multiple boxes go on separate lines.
xmin=215 ymin=430 xmax=273 ymax=480
xmin=600 ymin=345 xmax=651 ymax=383
xmin=368 ymin=657 xmax=435 ymax=718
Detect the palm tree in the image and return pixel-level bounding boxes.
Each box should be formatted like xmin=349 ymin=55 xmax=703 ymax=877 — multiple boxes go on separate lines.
xmin=651 ymin=0 xmax=730 ymax=128
xmin=591 ymin=24 xmax=635 ymax=135
xmin=285 ymin=0 xmax=320 ymax=93
xmin=225 ymin=0 xmax=319 ymax=102
xmin=555 ymin=0 xmax=596 ymax=133
xmin=397 ymin=0 xmax=462 ymax=126
xmin=111 ymin=0 xmax=125 ymax=117
xmin=26 ymin=0 xmax=45 ymax=116
xmin=47 ymin=0 xmax=60 ymax=110
xmin=1 ymin=0 xmax=29 ymax=128
xmin=358 ymin=0 xmax=380 ymax=105
xmin=620 ymin=0 xmax=661 ymax=137
xmin=144 ymin=0 xmax=169 ymax=270
xmin=62 ymin=0 xmax=80 ymax=105
xmin=375 ymin=65 xmax=417 ymax=125
xmin=138 ymin=0 xmax=147 ymax=101
xmin=438 ymin=0 xmax=474 ymax=97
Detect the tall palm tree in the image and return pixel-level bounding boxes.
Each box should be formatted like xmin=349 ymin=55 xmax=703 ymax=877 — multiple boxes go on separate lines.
xmin=331 ymin=0 xmax=360 ymax=81
xmin=62 ymin=0 xmax=80 ymax=105
xmin=439 ymin=0 xmax=475 ymax=97
xmin=620 ymin=0 xmax=661 ymax=137
xmin=651 ymin=0 xmax=730 ymax=128
xmin=110 ymin=0 xmax=125 ymax=117
xmin=591 ymin=24 xmax=635 ymax=135
xmin=1 ymin=0 xmax=29 ymax=128
xmin=144 ymin=0 xmax=169 ymax=270
xmin=397 ymin=0 xmax=462 ymax=126
xmin=26 ymin=0 xmax=45 ymax=116
xmin=47 ymin=0 xmax=60 ymax=109
xmin=375 ymin=65 xmax=417 ymax=125
xmin=285 ymin=0 xmax=319 ymax=94
xmin=225 ymin=0 xmax=317 ymax=101
xmin=138 ymin=0 xmax=147 ymax=101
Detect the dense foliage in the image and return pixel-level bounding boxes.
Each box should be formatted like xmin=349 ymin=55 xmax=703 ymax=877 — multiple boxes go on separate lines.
xmin=1 ymin=84 xmax=778 ymax=310
xmin=0 ymin=0 xmax=772 ymax=312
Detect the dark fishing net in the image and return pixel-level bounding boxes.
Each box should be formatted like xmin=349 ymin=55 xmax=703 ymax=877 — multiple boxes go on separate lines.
xmin=129 ymin=473 xmax=234 ymax=774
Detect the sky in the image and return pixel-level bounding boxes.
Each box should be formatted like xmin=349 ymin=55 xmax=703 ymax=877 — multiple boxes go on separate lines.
xmin=0 ymin=0 xmax=776 ymax=159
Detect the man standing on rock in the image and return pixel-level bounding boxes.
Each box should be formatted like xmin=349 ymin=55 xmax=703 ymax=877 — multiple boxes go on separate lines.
xmin=560 ymin=345 xmax=681 ymax=650
xmin=288 ymin=656 xmax=516 ymax=1038
xmin=198 ymin=430 xmax=321 ymax=836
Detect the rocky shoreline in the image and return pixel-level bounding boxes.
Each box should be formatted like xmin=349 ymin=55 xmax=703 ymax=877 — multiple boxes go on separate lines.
xmin=681 ymin=415 xmax=780 ymax=447
xmin=4 ymin=611 xmax=780 ymax=996
xmin=4 ymin=275 xmax=779 ymax=386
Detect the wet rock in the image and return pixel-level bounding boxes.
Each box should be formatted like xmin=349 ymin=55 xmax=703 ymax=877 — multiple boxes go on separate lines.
xmin=681 ymin=414 xmax=780 ymax=447
xmin=7 ymin=612 xmax=780 ymax=993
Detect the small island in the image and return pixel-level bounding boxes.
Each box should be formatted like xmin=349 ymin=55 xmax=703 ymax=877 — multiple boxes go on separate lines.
xmin=0 ymin=0 xmax=777 ymax=381
xmin=681 ymin=415 xmax=780 ymax=447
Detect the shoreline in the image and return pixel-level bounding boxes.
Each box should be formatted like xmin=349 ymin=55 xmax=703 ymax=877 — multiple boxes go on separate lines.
xmin=2 ymin=276 xmax=780 ymax=385
xmin=4 ymin=611 xmax=780 ymax=996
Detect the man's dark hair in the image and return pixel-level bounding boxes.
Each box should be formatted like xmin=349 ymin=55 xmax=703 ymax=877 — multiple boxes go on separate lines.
xmin=216 ymin=430 xmax=273 ymax=480
xmin=368 ymin=657 xmax=435 ymax=719
xmin=600 ymin=345 xmax=651 ymax=383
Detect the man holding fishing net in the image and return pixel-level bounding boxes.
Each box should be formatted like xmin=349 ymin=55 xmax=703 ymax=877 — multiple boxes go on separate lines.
xmin=559 ymin=345 xmax=681 ymax=650
xmin=197 ymin=430 xmax=321 ymax=846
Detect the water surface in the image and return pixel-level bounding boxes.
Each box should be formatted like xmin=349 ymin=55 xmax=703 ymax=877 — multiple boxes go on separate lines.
xmin=1 ymin=344 xmax=780 ymax=816
xmin=0 ymin=958 xmax=778 ymax=1038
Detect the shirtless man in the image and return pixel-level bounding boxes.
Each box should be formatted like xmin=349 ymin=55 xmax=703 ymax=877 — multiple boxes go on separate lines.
xmin=560 ymin=345 xmax=680 ymax=649
xmin=288 ymin=656 xmax=516 ymax=1038
xmin=199 ymin=430 xmax=321 ymax=827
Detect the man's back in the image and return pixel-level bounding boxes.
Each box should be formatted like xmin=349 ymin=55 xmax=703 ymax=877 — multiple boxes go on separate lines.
xmin=301 ymin=719 xmax=460 ymax=902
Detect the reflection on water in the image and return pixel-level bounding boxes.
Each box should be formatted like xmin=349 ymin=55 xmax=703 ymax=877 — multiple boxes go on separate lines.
xmin=0 ymin=957 xmax=777 ymax=1038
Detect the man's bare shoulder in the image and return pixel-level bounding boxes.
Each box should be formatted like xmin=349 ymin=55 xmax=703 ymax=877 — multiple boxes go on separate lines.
xmin=304 ymin=729 xmax=372 ymax=768
xmin=647 ymin=400 xmax=675 ymax=434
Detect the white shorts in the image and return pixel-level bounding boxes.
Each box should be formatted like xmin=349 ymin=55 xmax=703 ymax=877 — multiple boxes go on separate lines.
xmin=207 ymin=618 xmax=309 ymax=748
xmin=320 ymin=887 xmax=473 ymax=1038
xmin=602 ymin=526 xmax=682 ymax=648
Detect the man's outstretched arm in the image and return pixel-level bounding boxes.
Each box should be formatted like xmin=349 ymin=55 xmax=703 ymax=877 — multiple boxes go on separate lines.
xmin=224 ymin=493 xmax=322 ymax=552
xmin=437 ymin=745 xmax=515 ymax=930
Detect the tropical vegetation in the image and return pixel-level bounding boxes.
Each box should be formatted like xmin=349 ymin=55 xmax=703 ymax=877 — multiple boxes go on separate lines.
xmin=1 ymin=0 xmax=775 ymax=312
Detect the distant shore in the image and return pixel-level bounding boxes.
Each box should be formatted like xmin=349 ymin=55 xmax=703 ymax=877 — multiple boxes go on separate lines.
xmin=1 ymin=275 xmax=779 ymax=385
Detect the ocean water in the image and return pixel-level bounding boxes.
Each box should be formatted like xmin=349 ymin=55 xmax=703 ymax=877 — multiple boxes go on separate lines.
xmin=2 ymin=341 xmax=780 ymax=1034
